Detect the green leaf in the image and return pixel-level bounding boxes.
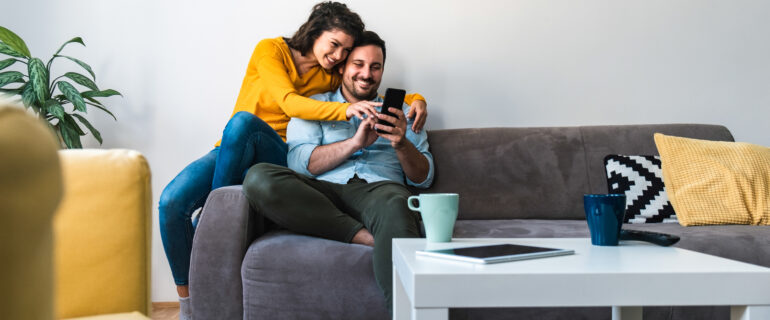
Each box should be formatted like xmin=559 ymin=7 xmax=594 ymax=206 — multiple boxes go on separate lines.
xmin=0 ymin=58 xmax=16 ymax=71
xmin=58 ymin=81 xmax=86 ymax=112
xmin=85 ymin=101 xmax=116 ymax=121
xmin=83 ymin=95 xmax=102 ymax=105
xmin=47 ymin=38 xmax=86 ymax=70
xmin=0 ymin=88 xmax=22 ymax=95
xmin=28 ymin=58 xmax=48 ymax=104
xmin=0 ymin=71 xmax=23 ymax=88
xmin=63 ymin=113 xmax=85 ymax=135
xmin=0 ymin=42 xmax=25 ymax=58
xmin=59 ymin=122 xmax=83 ymax=149
xmin=72 ymin=113 xmax=102 ymax=144
xmin=57 ymin=55 xmax=95 ymax=80
xmin=21 ymin=82 xmax=36 ymax=109
xmin=45 ymin=99 xmax=65 ymax=119
xmin=0 ymin=26 xmax=31 ymax=57
xmin=81 ymin=89 xmax=122 ymax=98
xmin=53 ymin=37 xmax=84 ymax=56
xmin=63 ymin=72 xmax=98 ymax=90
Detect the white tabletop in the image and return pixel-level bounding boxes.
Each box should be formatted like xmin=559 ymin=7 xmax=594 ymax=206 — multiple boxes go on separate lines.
xmin=393 ymin=238 xmax=770 ymax=309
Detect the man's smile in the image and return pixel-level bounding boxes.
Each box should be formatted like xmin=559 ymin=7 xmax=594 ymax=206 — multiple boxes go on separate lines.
xmin=354 ymin=76 xmax=374 ymax=90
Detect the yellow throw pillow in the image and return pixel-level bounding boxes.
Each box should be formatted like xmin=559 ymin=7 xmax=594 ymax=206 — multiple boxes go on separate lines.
xmin=654 ymin=133 xmax=770 ymax=226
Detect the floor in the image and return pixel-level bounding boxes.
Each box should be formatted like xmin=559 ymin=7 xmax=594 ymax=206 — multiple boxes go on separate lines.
xmin=151 ymin=302 xmax=180 ymax=320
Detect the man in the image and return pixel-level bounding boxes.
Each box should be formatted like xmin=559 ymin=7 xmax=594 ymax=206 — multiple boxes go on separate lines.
xmin=242 ymin=30 xmax=434 ymax=312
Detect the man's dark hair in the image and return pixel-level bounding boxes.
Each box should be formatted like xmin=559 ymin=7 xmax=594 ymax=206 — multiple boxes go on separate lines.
xmin=286 ymin=2 xmax=365 ymax=55
xmin=356 ymin=30 xmax=386 ymax=63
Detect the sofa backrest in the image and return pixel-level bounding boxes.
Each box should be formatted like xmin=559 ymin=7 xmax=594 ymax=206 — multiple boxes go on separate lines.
xmin=411 ymin=124 xmax=733 ymax=221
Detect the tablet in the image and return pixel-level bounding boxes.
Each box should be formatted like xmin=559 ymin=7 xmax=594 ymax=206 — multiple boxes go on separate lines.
xmin=416 ymin=243 xmax=574 ymax=264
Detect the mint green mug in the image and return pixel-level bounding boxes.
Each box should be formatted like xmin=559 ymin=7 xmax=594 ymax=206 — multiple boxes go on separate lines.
xmin=407 ymin=193 xmax=459 ymax=242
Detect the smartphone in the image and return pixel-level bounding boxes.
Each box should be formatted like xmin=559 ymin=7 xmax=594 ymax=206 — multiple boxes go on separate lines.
xmin=376 ymin=88 xmax=406 ymax=134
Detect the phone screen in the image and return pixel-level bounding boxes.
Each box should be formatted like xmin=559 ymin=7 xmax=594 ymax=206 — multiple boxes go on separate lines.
xmin=377 ymin=88 xmax=406 ymax=134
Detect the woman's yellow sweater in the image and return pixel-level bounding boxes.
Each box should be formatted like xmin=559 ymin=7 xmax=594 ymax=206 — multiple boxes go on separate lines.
xmin=218 ymin=37 xmax=424 ymax=145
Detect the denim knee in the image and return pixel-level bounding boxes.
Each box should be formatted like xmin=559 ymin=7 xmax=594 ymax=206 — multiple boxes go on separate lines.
xmin=159 ymin=184 xmax=180 ymax=217
xmin=222 ymin=112 xmax=260 ymax=142
xmin=158 ymin=183 xmax=191 ymax=226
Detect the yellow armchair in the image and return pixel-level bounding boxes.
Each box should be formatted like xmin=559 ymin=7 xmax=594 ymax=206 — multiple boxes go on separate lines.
xmin=0 ymin=105 xmax=151 ymax=319
xmin=55 ymin=149 xmax=152 ymax=319
xmin=0 ymin=105 xmax=62 ymax=320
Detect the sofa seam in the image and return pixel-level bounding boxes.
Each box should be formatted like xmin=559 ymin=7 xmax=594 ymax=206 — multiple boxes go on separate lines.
xmin=137 ymin=152 xmax=153 ymax=316
xmin=578 ymin=127 xmax=592 ymax=193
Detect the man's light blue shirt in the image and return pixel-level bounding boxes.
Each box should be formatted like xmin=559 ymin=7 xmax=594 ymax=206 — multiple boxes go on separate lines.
xmin=287 ymin=88 xmax=434 ymax=188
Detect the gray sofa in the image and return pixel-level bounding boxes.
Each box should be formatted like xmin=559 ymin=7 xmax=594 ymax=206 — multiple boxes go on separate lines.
xmin=189 ymin=124 xmax=770 ymax=320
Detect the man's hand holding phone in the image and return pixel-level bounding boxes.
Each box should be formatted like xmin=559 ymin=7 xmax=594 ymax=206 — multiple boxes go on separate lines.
xmin=374 ymin=88 xmax=409 ymax=149
xmin=375 ymin=107 xmax=408 ymax=149
xmin=376 ymin=88 xmax=406 ymax=132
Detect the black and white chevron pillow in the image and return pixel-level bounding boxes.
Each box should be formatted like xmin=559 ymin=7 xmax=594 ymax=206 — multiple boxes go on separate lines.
xmin=603 ymin=155 xmax=677 ymax=224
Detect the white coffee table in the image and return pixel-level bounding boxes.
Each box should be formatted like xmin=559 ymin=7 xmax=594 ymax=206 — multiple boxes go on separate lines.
xmin=392 ymin=238 xmax=770 ymax=320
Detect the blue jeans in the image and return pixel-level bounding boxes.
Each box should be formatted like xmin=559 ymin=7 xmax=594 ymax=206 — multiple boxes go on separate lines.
xmin=159 ymin=112 xmax=288 ymax=285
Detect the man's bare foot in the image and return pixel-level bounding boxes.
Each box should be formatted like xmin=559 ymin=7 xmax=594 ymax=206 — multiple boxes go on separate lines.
xmin=351 ymin=228 xmax=374 ymax=247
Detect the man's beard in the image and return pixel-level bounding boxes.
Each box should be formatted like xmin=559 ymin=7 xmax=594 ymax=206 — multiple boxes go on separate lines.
xmin=345 ymin=75 xmax=378 ymax=101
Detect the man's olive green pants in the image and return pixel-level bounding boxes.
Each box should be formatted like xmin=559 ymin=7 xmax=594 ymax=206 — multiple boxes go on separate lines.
xmin=242 ymin=163 xmax=421 ymax=312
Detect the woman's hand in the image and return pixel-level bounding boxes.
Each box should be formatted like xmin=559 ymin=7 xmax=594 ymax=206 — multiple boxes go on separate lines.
xmin=407 ymin=99 xmax=428 ymax=133
xmin=346 ymin=101 xmax=381 ymax=120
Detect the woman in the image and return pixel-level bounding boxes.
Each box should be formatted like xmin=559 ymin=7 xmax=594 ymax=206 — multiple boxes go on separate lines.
xmin=158 ymin=2 xmax=427 ymax=318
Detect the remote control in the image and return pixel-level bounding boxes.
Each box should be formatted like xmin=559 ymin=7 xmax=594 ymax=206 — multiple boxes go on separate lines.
xmin=619 ymin=229 xmax=680 ymax=246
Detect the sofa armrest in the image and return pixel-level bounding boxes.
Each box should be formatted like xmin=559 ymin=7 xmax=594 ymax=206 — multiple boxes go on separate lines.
xmin=55 ymin=149 xmax=152 ymax=318
xmin=0 ymin=105 xmax=62 ymax=320
xmin=190 ymin=185 xmax=262 ymax=320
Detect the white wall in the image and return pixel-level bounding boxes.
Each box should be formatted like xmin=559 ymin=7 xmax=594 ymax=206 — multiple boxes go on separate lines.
xmin=3 ymin=0 xmax=768 ymax=302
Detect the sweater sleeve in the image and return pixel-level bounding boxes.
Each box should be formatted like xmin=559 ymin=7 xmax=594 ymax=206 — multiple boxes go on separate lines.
xmin=255 ymin=42 xmax=349 ymax=121
xmin=404 ymin=93 xmax=425 ymax=105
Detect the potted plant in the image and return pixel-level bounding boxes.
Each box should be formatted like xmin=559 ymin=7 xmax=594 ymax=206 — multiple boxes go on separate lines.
xmin=0 ymin=26 xmax=121 ymax=148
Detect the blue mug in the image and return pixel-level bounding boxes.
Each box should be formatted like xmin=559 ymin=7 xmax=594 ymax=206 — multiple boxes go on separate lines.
xmin=584 ymin=194 xmax=627 ymax=246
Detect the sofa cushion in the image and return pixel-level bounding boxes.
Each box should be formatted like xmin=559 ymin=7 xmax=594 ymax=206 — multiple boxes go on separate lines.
xmin=622 ymin=223 xmax=770 ymax=268
xmin=412 ymin=124 xmax=733 ymax=221
xmin=604 ymin=155 xmax=677 ymax=224
xmin=581 ymin=124 xmax=734 ymax=197
xmin=415 ymin=127 xmax=588 ymax=220
xmin=655 ymin=133 xmax=770 ymax=226
xmin=453 ymin=219 xmax=591 ymax=238
xmin=242 ymin=230 xmax=388 ymax=320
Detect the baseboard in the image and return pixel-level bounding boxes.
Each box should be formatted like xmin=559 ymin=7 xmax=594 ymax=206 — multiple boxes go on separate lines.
xmin=152 ymin=301 xmax=180 ymax=308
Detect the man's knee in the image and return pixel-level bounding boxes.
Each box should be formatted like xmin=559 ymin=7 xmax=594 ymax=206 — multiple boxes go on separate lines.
xmin=368 ymin=189 xmax=419 ymax=235
xmin=242 ymin=163 xmax=288 ymax=198
xmin=373 ymin=186 xmax=411 ymax=213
